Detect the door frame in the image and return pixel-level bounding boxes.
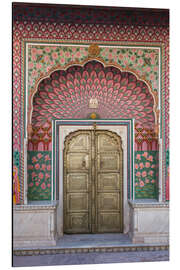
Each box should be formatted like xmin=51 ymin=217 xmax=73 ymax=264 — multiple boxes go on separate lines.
xmin=53 ymin=119 xmax=134 ymax=236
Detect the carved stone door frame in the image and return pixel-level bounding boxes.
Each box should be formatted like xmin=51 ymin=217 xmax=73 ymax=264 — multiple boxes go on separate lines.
xmin=53 ymin=120 xmax=134 ymax=237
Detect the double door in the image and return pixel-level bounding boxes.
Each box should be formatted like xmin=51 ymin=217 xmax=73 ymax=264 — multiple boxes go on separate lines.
xmin=63 ymin=129 xmax=123 ymax=233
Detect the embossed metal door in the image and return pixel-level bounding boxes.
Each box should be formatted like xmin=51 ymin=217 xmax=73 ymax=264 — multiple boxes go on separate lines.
xmin=64 ymin=129 xmax=123 ymax=233
xmin=64 ymin=131 xmax=92 ymax=233
xmin=95 ymin=131 xmax=123 ymax=232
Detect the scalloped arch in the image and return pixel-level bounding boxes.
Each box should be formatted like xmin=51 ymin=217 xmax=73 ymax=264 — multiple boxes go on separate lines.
xmin=27 ymin=59 xmax=158 ymax=138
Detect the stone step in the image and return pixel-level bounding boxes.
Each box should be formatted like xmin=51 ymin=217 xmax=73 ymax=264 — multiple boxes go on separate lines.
xmin=13 ymin=233 xmax=169 ymax=256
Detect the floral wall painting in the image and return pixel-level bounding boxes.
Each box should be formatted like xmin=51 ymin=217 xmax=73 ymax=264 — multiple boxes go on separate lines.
xmin=12 ymin=3 xmax=169 ymax=203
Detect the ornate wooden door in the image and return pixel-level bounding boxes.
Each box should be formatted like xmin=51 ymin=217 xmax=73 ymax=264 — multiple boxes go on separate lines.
xmin=63 ymin=129 xmax=123 ymax=233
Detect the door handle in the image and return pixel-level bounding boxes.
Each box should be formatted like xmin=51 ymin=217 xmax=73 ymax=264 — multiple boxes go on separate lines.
xmin=82 ymin=160 xmax=86 ymax=169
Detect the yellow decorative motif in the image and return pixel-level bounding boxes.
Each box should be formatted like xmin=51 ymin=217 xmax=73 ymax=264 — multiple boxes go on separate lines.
xmin=88 ymin=44 xmax=100 ymax=57
xmin=90 ymin=113 xmax=97 ymax=119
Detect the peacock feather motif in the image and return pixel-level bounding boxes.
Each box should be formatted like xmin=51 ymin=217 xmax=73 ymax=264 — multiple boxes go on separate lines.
xmin=32 ymin=61 xmax=155 ymax=128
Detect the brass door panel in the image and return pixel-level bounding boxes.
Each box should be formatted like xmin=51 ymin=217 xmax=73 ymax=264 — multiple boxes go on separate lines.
xmin=64 ymin=131 xmax=92 ymax=233
xmin=64 ymin=129 xmax=123 ymax=234
xmin=67 ymin=174 xmax=88 ymax=192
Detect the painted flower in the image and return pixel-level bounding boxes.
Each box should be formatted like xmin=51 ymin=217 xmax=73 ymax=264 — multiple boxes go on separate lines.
xmin=154 ymin=66 xmax=158 ymax=72
xmin=32 ymin=157 xmax=37 ymax=163
xmin=136 ymin=171 xmax=141 ymax=177
xmin=35 ymin=163 xmax=40 ymax=170
xmin=76 ymin=52 xmax=81 ymax=58
xmin=45 ymin=47 xmax=51 ymax=53
xmin=47 ymin=165 xmax=51 ymax=171
xmin=118 ymin=54 xmax=124 ymax=60
xmin=41 ymin=164 xmax=46 ymax=171
xmin=45 ymin=173 xmax=50 ymax=179
xmin=31 ymin=48 xmax=37 ymax=54
xmin=142 ymin=152 xmax=148 ymax=158
xmin=35 ymin=182 xmax=39 ymax=186
xmin=149 ymin=170 xmax=154 ymax=176
xmin=139 ymin=163 xmax=144 ymax=169
xmin=41 ymin=183 xmax=46 ymax=190
xmin=145 ymin=178 xmax=149 ymax=183
xmin=146 ymin=66 xmax=151 ymax=73
xmin=52 ymin=52 xmax=58 ymax=59
xmin=45 ymin=154 xmax=50 ymax=161
xmin=47 ymin=183 xmax=51 ymax=188
xmin=65 ymin=51 xmax=70 ymax=58
xmin=136 ymin=154 xmax=141 ymax=160
xmin=135 ymin=164 xmax=139 ymax=169
xmin=150 ymin=52 xmax=156 ymax=60
xmin=130 ymin=55 xmax=136 ymax=62
xmin=138 ymin=58 xmax=144 ymax=65
xmin=148 ymin=155 xmax=153 ymax=162
xmin=151 ymin=164 xmax=155 ymax=168
xmin=151 ymin=179 xmax=155 ymax=183
xmin=39 ymin=172 xmax=44 ymax=179
xmin=44 ymin=55 xmax=49 ymax=63
xmin=145 ymin=162 xmax=151 ymax=168
xmin=142 ymin=171 xmax=147 ymax=177
xmin=60 ymin=57 xmax=65 ymax=64
xmin=140 ymin=181 xmax=144 ymax=187
xmin=137 ymin=50 xmax=143 ymax=56
xmin=37 ymin=49 xmax=43 ymax=55
xmin=37 ymin=153 xmax=43 ymax=159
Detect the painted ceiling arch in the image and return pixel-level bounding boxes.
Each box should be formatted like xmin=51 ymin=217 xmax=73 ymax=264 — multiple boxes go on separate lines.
xmin=31 ymin=60 xmax=155 ymax=130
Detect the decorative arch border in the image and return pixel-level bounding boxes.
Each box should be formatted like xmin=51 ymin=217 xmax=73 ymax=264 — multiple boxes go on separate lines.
xmin=27 ymin=55 xmax=160 ymax=139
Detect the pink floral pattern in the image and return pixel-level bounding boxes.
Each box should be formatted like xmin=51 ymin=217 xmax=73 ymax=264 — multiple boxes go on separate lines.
xmin=27 ymin=151 xmax=51 ymax=200
xmin=28 ymin=45 xmax=159 ymax=96
xmin=135 ymin=151 xmax=158 ymax=199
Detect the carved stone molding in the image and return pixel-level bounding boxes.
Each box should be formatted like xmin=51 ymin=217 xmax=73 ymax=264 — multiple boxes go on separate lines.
xmin=14 ymin=201 xmax=58 ymax=211
xmin=128 ymin=200 xmax=169 ymax=209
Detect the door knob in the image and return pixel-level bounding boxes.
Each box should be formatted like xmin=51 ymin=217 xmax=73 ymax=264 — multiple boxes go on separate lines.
xmin=82 ymin=160 xmax=86 ymax=169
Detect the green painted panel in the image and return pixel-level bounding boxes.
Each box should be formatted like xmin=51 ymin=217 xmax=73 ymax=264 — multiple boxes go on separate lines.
xmin=134 ymin=151 xmax=158 ymax=199
xmin=27 ymin=151 xmax=51 ymax=201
